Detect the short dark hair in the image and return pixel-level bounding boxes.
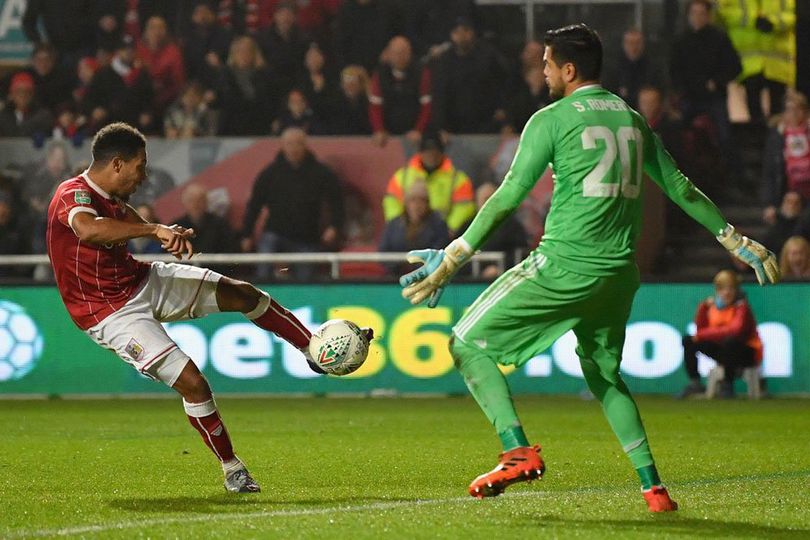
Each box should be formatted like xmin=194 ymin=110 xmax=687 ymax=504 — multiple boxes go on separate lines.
xmin=688 ymin=0 xmax=713 ymax=12
xmin=543 ymin=24 xmax=602 ymax=82
xmin=91 ymin=122 xmax=146 ymax=164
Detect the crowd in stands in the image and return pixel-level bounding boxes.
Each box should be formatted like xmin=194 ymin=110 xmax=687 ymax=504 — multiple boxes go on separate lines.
xmin=0 ymin=0 xmax=806 ymax=283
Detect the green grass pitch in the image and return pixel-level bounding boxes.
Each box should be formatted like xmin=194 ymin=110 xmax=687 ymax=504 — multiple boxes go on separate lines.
xmin=1 ymin=396 xmax=808 ymax=539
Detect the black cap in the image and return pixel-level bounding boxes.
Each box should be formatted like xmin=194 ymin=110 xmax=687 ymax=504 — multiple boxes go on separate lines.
xmin=420 ymin=132 xmax=445 ymax=153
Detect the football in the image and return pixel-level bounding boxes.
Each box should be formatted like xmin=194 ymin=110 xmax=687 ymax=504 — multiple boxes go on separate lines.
xmin=308 ymin=319 xmax=369 ymax=376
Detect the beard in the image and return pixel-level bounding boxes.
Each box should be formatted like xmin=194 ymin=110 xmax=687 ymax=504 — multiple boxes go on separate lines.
xmin=547 ymin=79 xmax=564 ymax=100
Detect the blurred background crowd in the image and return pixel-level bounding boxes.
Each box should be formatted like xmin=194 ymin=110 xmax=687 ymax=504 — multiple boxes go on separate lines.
xmin=0 ymin=0 xmax=807 ymax=283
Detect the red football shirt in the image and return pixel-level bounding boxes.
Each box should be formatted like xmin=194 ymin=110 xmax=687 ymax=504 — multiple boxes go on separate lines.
xmin=46 ymin=172 xmax=150 ymax=330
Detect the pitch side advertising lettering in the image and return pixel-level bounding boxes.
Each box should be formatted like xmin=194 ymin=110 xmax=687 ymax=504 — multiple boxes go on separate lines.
xmin=0 ymin=0 xmax=32 ymax=63
xmin=0 ymin=284 xmax=807 ymax=395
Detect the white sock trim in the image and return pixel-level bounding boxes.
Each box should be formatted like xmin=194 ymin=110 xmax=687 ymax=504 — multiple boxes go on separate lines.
xmin=223 ymin=456 xmax=244 ymax=474
xmin=183 ymin=398 xmax=217 ymax=418
xmin=245 ymin=291 xmax=271 ymax=320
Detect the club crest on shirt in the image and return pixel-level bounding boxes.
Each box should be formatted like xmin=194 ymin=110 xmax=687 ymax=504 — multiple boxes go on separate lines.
xmin=125 ymin=338 xmax=144 ymax=361
xmin=74 ymin=190 xmax=92 ymax=204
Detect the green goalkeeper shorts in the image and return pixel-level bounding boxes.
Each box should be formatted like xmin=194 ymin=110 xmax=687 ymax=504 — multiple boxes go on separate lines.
xmin=452 ymin=251 xmax=640 ymax=367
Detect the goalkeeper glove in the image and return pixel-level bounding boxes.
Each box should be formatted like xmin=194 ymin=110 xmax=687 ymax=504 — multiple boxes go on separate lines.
xmin=399 ymin=238 xmax=473 ymax=307
xmin=717 ymin=225 xmax=780 ymax=285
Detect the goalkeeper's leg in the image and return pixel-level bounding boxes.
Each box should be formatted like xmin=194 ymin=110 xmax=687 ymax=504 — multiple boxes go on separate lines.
xmin=450 ymin=337 xmax=544 ymax=498
xmin=575 ymin=323 xmax=677 ymax=512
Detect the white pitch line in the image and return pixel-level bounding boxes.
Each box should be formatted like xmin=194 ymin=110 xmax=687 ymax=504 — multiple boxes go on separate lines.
xmin=6 ymin=492 xmax=548 ymax=538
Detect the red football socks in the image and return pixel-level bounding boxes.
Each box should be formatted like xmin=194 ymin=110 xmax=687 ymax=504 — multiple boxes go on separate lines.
xmin=184 ymin=399 xmax=235 ymax=463
xmin=249 ymin=295 xmax=311 ymax=349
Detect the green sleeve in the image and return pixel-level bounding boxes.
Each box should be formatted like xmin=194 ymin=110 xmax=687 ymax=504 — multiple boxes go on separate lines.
xmin=642 ymin=125 xmax=727 ymax=236
xmin=462 ymin=112 xmax=554 ymax=250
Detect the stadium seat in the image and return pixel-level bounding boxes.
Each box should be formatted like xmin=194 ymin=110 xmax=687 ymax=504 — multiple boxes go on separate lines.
xmin=706 ymin=365 xmax=762 ymax=400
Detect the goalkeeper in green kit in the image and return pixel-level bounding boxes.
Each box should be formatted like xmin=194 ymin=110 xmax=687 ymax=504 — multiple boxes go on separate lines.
xmin=400 ymin=24 xmax=779 ymax=512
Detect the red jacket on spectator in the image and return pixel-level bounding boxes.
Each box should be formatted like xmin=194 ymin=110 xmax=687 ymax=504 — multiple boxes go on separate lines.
xmin=136 ymin=41 xmax=186 ymax=110
xmin=694 ymin=297 xmax=763 ymax=363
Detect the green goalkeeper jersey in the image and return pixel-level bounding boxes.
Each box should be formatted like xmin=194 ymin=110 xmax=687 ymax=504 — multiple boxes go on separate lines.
xmin=463 ymin=85 xmax=727 ymax=276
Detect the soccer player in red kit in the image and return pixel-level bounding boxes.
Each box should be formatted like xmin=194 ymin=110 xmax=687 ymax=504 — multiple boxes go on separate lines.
xmin=46 ymin=122 xmax=330 ymax=493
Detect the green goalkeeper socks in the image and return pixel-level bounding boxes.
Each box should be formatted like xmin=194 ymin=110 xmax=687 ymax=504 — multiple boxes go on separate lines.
xmin=637 ymin=465 xmax=662 ymax=490
xmin=451 ymin=338 xmax=527 ymax=451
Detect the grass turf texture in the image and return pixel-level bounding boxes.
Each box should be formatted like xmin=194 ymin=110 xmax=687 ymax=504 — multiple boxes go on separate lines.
xmin=1 ymin=396 xmax=808 ymax=539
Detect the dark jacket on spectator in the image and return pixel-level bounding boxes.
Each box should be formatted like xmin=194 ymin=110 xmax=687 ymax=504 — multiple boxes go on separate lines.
xmin=84 ymin=63 xmax=155 ymax=128
xmin=333 ymin=0 xmax=400 ymax=71
xmin=378 ymin=210 xmax=449 ymax=253
xmin=506 ymin=80 xmax=550 ymax=133
xmin=215 ymin=66 xmax=278 ymax=135
xmin=183 ymin=23 xmax=233 ymax=90
xmin=432 ymin=41 xmax=507 ymax=133
xmin=0 ymin=102 xmax=53 ymax=138
xmin=257 ymin=25 xmax=309 ymax=97
xmin=604 ymin=53 xmax=665 ymax=110
xmin=326 ymin=93 xmax=371 ymax=135
xmin=670 ymin=25 xmax=741 ymax=103
xmin=405 ymin=0 xmax=478 ymax=56
xmin=175 ymin=211 xmax=237 ymax=273
xmin=479 ymin=214 xmax=528 ymax=267
xmin=23 ymin=0 xmax=96 ymax=57
xmin=243 ymin=152 xmax=344 ymax=245
xmin=369 ymin=63 xmax=432 ymax=135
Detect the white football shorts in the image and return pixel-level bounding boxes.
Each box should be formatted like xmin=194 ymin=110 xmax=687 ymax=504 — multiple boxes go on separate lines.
xmin=86 ymin=261 xmax=223 ymax=386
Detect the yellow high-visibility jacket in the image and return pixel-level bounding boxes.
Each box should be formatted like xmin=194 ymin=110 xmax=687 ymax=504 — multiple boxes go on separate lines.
xmin=383 ymin=155 xmax=475 ymax=232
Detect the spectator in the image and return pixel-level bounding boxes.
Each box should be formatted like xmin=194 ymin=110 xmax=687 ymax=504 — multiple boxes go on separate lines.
xmin=762 ymin=91 xmax=810 ymax=221
xmin=85 ymin=36 xmax=156 ymax=134
xmin=379 ymin=180 xmax=449 ymax=255
xmin=241 ymin=127 xmax=344 ymax=280
xmin=182 ymin=2 xmax=233 ymax=91
xmin=127 ymin=204 xmax=164 ymax=254
xmin=136 ymin=16 xmax=186 ymax=113
xmin=369 ymin=36 xmax=432 ymax=147
xmin=604 ymin=29 xmax=666 ymax=109
xmin=326 ymin=65 xmax=371 ymax=135
xmin=262 ymin=0 xmax=341 ymax=46
xmin=214 ymin=36 xmax=278 ymax=135
xmin=20 ymin=141 xmax=71 ymax=255
xmin=25 ymin=44 xmax=76 ymax=114
xmin=174 ymin=184 xmax=237 ymax=258
xmin=763 ymin=192 xmax=803 ymax=256
xmin=72 ymin=56 xmax=100 ymax=110
xmin=383 ymin=132 xmax=475 ymax=235
xmin=164 ymin=82 xmax=218 ymax=139
xmin=670 ymin=0 xmax=742 ymax=179
xmin=779 ymin=236 xmax=810 ymax=280
xmin=272 ymin=89 xmax=321 ymax=135
xmin=405 ymin=0 xmax=478 ymax=59
xmin=211 ymin=36 xmax=280 ymax=136
xmin=0 ymin=73 xmax=54 ymax=139
xmin=474 ymin=182 xmax=528 ymax=278
xmin=296 ymin=43 xmax=339 ymax=121
xmin=258 ymin=1 xmax=309 ymax=98
xmin=52 ymin=104 xmax=86 ymax=146
xmin=679 ymin=270 xmax=763 ymax=399
xmin=718 ymin=0 xmax=795 ymax=122
xmin=637 ymin=85 xmax=684 ymax=159
xmin=431 ymin=17 xmax=508 ymax=135
xmin=22 ymin=0 xmax=96 ymax=69
xmin=216 ymin=0 xmax=272 ymax=36
xmin=333 ymin=0 xmax=400 ymax=72
xmin=505 ymin=66 xmax=550 ymax=133
xmin=0 ymin=189 xmax=32 ymax=278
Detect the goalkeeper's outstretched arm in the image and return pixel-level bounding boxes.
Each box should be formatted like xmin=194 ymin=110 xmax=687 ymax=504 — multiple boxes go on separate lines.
xmin=642 ymin=128 xmax=779 ymax=284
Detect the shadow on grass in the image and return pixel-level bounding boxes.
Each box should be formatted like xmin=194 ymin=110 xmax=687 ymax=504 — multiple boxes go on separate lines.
xmin=529 ymin=516 xmax=809 ymax=538
xmin=109 ymin=495 xmax=419 ymax=514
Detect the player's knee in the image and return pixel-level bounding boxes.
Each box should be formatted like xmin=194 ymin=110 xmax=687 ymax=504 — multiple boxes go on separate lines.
xmin=218 ymin=277 xmax=262 ymax=313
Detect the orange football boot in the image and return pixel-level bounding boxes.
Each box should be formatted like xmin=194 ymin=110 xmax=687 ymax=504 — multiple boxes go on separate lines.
xmin=643 ymin=485 xmax=678 ymax=512
xmin=469 ymin=444 xmax=545 ymax=498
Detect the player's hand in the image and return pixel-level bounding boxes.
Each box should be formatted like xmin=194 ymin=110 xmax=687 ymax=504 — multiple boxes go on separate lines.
xmin=717 ymin=225 xmax=780 ymax=285
xmin=155 ymin=224 xmax=196 ymax=260
xmin=399 ymin=239 xmax=472 ymax=307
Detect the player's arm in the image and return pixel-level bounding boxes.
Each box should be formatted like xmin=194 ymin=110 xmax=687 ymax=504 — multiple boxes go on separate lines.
xmin=400 ymin=112 xmax=553 ymax=306
xmin=70 ymin=211 xmax=194 ymax=259
xmin=642 ymin=127 xmax=779 ymax=284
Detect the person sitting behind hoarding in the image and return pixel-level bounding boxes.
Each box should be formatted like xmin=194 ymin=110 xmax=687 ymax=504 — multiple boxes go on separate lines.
xmin=679 ymin=270 xmax=763 ymax=399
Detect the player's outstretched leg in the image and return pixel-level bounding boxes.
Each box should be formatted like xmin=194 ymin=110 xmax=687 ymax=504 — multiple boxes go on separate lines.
xmin=578 ymin=347 xmax=677 ymax=512
xmin=450 ymin=337 xmax=545 ymax=498
xmin=172 ymin=360 xmax=260 ymax=493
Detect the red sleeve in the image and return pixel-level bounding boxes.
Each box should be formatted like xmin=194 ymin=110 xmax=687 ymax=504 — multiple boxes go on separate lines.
xmin=167 ymin=45 xmax=186 ymax=101
xmin=368 ymin=71 xmax=384 ymax=132
xmin=696 ymin=300 xmax=750 ymax=342
xmin=54 ymin=185 xmax=99 ymax=231
xmin=414 ymin=67 xmax=432 ymax=132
